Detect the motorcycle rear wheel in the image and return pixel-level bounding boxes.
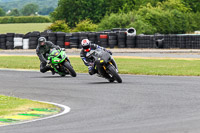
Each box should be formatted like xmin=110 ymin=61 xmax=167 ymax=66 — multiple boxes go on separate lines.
xmin=63 ymin=62 xmax=77 ymax=77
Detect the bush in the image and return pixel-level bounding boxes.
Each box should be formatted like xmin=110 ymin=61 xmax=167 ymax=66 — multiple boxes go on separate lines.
xmin=97 ymin=12 xmax=135 ymax=31
xmin=0 ymin=16 xmax=51 ymax=23
xmin=186 ymin=12 xmax=200 ymax=32
xmin=128 ymin=15 xmax=157 ymax=34
xmin=135 ymin=4 xmax=189 ymax=34
xmin=97 ymin=0 xmax=200 ymax=34
xmin=72 ymin=19 xmax=98 ymax=32
xmin=47 ymin=20 xmax=70 ymax=32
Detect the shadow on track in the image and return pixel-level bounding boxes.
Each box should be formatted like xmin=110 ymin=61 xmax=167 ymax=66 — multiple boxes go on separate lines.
xmin=87 ymin=82 xmax=118 ymax=84
xmin=31 ymin=76 xmax=73 ymax=79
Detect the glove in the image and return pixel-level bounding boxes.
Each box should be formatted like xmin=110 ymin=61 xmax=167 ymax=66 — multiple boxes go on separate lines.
xmin=107 ymin=50 xmax=112 ymax=55
xmin=89 ymin=62 xmax=94 ymax=67
xmin=46 ymin=60 xmax=51 ymax=64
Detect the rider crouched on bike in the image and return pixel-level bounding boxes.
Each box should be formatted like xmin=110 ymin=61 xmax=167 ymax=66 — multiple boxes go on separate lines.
xmin=80 ymin=39 xmax=118 ymax=75
xmin=36 ymin=37 xmax=62 ymax=75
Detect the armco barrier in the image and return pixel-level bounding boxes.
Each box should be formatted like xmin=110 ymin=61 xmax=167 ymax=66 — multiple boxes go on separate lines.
xmin=0 ymin=30 xmax=200 ymax=50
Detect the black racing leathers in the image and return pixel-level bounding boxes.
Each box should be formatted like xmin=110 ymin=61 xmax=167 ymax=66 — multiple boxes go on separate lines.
xmin=36 ymin=41 xmax=60 ymax=73
xmin=80 ymin=44 xmax=100 ymax=66
xmin=80 ymin=43 xmax=117 ymax=75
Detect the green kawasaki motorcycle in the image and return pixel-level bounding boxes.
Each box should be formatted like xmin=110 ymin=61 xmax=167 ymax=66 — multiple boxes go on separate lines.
xmin=47 ymin=48 xmax=77 ymax=77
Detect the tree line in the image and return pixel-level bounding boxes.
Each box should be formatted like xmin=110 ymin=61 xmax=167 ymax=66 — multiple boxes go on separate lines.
xmin=49 ymin=0 xmax=200 ymax=34
xmin=0 ymin=3 xmax=54 ymax=16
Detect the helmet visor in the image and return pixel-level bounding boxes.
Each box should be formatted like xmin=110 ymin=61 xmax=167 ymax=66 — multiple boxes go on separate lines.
xmin=82 ymin=45 xmax=90 ymax=49
xmin=40 ymin=41 xmax=45 ymax=46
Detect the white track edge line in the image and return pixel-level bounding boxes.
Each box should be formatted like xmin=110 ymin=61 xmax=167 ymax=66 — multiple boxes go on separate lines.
xmin=0 ymin=100 xmax=71 ymax=127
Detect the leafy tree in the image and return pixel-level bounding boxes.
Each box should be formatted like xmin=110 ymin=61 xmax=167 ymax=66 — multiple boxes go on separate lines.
xmin=51 ymin=0 xmax=107 ymax=27
xmin=105 ymin=0 xmax=136 ymax=14
xmin=21 ymin=3 xmax=39 ymax=16
xmin=182 ymin=0 xmax=200 ymax=12
xmin=7 ymin=8 xmax=20 ymax=16
xmin=98 ymin=12 xmax=135 ymax=31
xmin=0 ymin=8 xmax=5 ymax=16
xmin=161 ymin=0 xmax=191 ymax=13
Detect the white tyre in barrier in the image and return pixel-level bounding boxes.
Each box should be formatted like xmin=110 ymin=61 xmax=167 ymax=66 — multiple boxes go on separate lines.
xmin=14 ymin=37 xmax=23 ymax=48
xmin=23 ymin=39 xmax=29 ymax=49
xmin=126 ymin=27 xmax=136 ymax=36
xmin=14 ymin=37 xmax=23 ymax=42
xmin=14 ymin=42 xmax=23 ymax=47
xmin=195 ymin=31 xmax=200 ymax=34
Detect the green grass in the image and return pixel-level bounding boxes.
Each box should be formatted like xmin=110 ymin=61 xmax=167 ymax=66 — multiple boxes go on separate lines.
xmin=0 ymin=23 xmax=52 ymax=34
xmin=0 ymin=95 xmax=58 ymax=116
xmin=1 ymin=56 xmax=200 ymax=76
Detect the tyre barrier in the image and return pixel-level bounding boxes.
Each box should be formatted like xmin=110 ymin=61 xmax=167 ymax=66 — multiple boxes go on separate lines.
xmin=108 ymin=32 xmax=117 ymax=48
xmin=118 ymin=31 xmax=126 ymax=48
xmin=0 ymin=29 xmax=200 ymax=50
xmin=65 ymin=33 xmax=72 ymax=49
xmin=0 ymin=34 xmax=6 ymax=49
xmin=56 ymin=32 xmax=65 ymax=48
xmin=6 ymin=33 xmax=14 ymax=49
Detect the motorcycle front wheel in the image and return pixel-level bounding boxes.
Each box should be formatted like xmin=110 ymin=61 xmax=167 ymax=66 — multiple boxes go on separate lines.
xmin=63 ymin=62 xmax=77 ymax=77
xmin=107 ymin=65 xmax=122 ymax=83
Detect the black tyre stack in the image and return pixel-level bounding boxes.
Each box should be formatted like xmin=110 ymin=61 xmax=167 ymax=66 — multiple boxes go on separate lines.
xmin=154 ymin=35 xmax=164 ymax=48
xmin=126 ymin=36 xmax=136 ymax=48
xmin=29 ymin=31 xmax=40 ymax=49
xmin=70 ymin=33 xmax=79 ymax=48
xmin=191 ymin=35 xmax=198 ymax=49
xmin=143 ymin=35 xmax=155 ymax=48
xmin=163 ymin=35 xmax=170 ymax=48
xmin=56 ymin=32 xmax=66 ymax=48
xmin=197 ymin=35 xmax=200 ymax=49
xmin=108 ymin=32 xmax=117 ymax=48
xmin=117 ymin=31 xmax=126 ymax=48
xmin=0 ymin=34 xmax=7 ymax=49
xmin=65 ymin=33 xmax=72 ymax=49
xmin=169 ymin=35 xmax=177 ymax=49
xmin=48 ymin=32 xmax=57 ymax=45
xmin=6 ymin=33 xmax=15 ymax=49
xmin=79 ymin=32 xmax=88 ymax=48
xmin=99 ymin=33 xmax=108 ymax=48
xmin=88 ymin=32 xmax=96 ymax=44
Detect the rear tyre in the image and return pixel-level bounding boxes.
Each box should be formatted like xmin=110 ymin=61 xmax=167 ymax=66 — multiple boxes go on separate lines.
xmin=107 ymin=65 xmax=122 ymax=83
xmin=63 ymin=62 xmax=77 ymax=77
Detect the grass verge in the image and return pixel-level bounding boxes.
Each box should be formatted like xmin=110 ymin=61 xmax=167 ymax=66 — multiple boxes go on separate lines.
xmin=1 ymin=56 xmax=200 ymax=76
xmin=0 ymin=95 xmax=59 ymax=117
xmin=0 ymin=23 xmax=52 ymax=34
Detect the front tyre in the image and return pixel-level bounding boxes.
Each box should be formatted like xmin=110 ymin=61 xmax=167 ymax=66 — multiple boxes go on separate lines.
xmin=63 ymin=62 xmax=77 ymax=77
xmin=107 ymin=65 xmax=122 ymax=83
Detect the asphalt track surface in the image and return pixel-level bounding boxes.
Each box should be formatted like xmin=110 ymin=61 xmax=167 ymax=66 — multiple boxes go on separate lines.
xmin=1 ymin=70 xmax=200 ymax=133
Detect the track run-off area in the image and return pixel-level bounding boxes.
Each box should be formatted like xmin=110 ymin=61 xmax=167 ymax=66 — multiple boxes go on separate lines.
xmin=1 ymin=69 xmax=200 ymax=133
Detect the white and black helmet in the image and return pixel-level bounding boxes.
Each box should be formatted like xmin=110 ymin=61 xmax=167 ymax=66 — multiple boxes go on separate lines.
xmin=81 ymin=39 xmax=91 ymax=49
xmin=38 ymin=37 xmax=46 ymax=45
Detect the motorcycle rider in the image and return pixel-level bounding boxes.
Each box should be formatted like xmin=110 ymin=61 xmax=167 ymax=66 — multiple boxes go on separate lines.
xmin=80 ymin=39 xmax=118 ymax=75
xmin=36 ymin=37 xmax=61 ymax=75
